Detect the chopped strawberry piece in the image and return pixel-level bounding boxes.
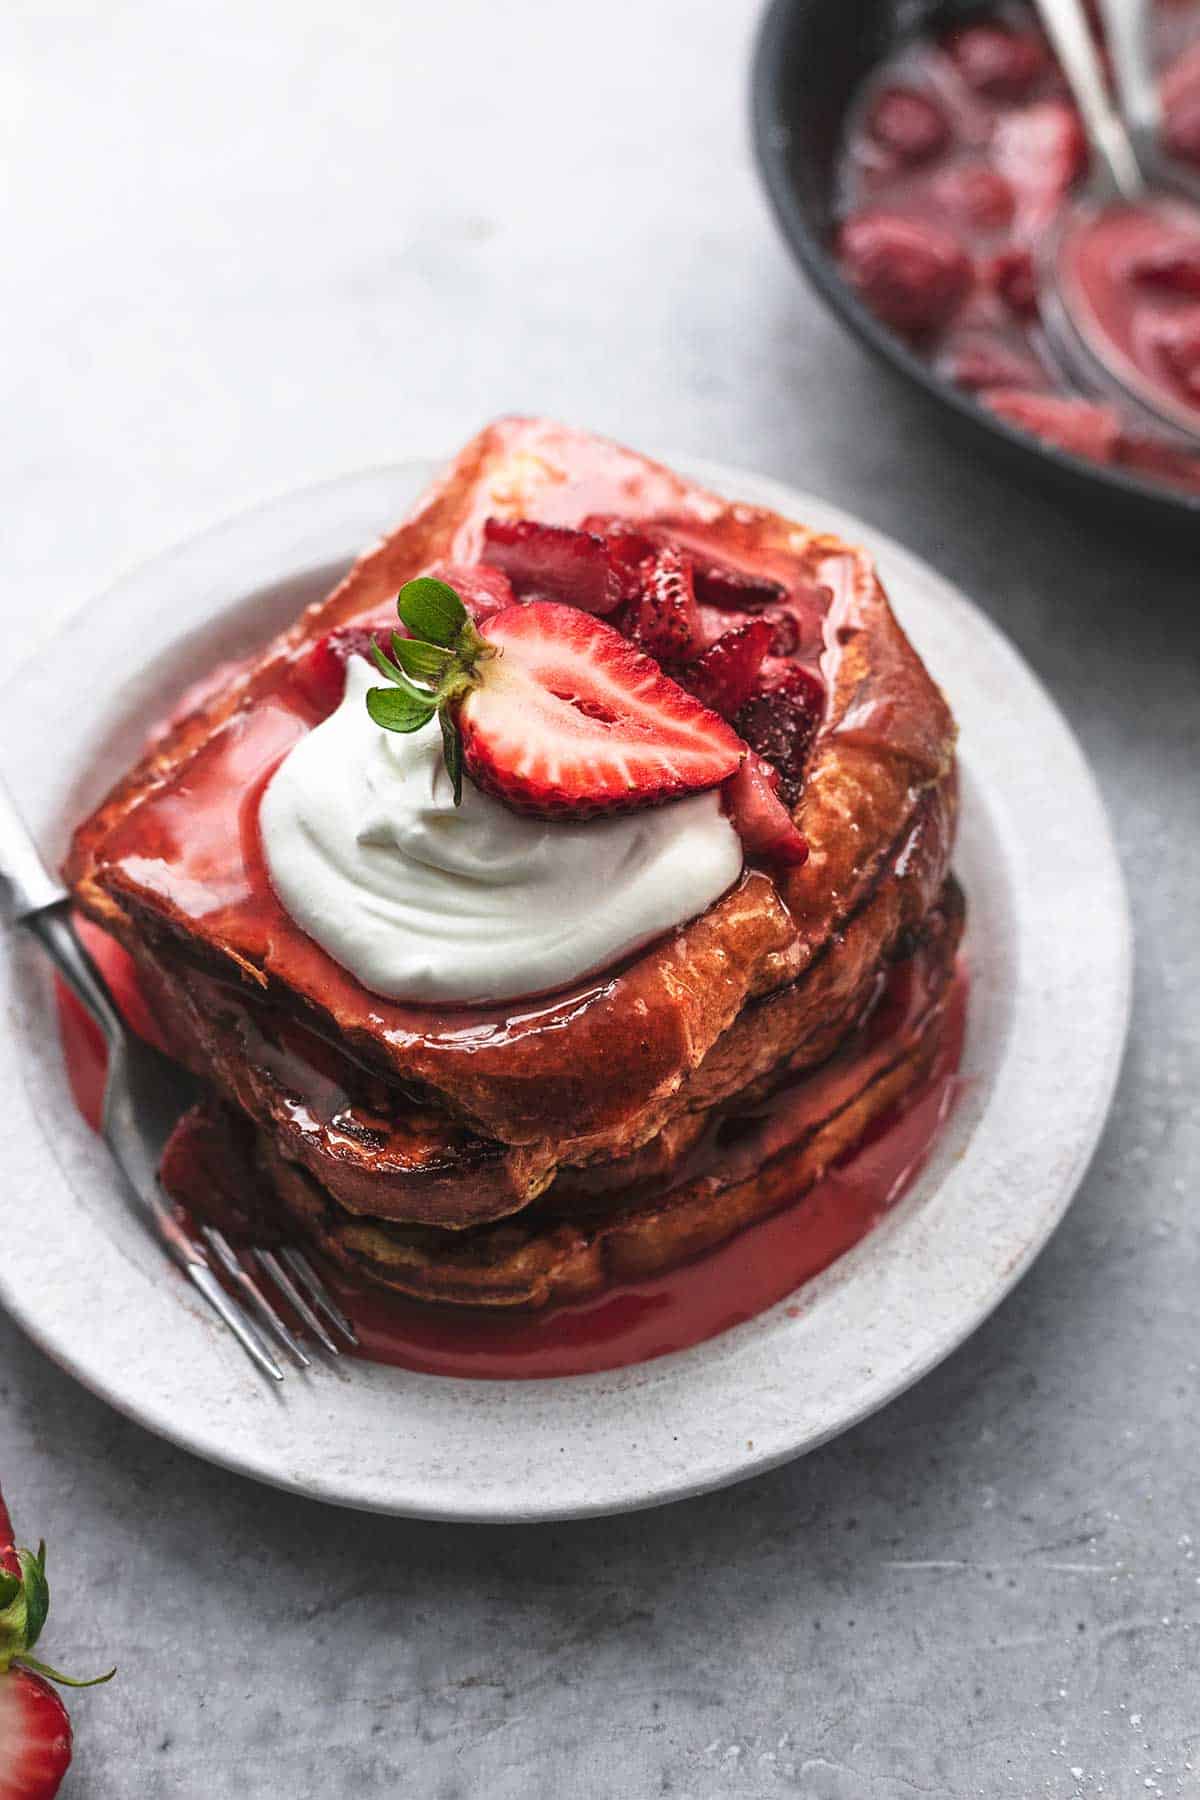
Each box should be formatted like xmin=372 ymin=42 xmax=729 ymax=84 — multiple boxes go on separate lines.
xmin=992 ymin=100 xmax=1087 ymax=228
xmin=944 ymin=22 xmax=1047 ymax=99
xmin=1118 ymin=431 xmax=1200 ymax=493
xmin=680 ymin=620 xmax=775 ymax=719
xmin=1165 ymin=90 xmax=1200 ymax=166
xmin=619 ymin=546 xmax=703 ymax=664
xmin=931 ymin=163 xmax=1014 ymax=231
xmin=1128 ymin=237 xmax=1200 ymax=298
xmin=985 ymin=246 xmax=1039 ymax=319
xmin=735 ymin=665 xmax=826 ymax=807
xmin=691 ymin=560 xmax=788 ymax=611
xmin=425 ymin=560 xmax=515 ymax=622
xmin=838 ymin=211 xmax=972 ymax=338
xmin=939 ymin=333 xmax=1048 ymax=392
xmin=866 ymin=85 xmax=950 ymax=165
xmin=1163 ymin=46 xmax=1200 ymax=165
xmin=458 ymin=601 xmax=744 ymax=818
xmin=723 ymin=754 xmax=808 ymax=868
xmin=1154 ymin=307 xmax=1200 ymax=404
xmin=291 ymin=617 xmax=398 ymax=718
xmin=982 ymin=389 xmax=1121 ymax=463
xmin=480 ymin=518 xmax=634 ymax=613
xmin=0 ymin=1668 xmax=73 ymax=1800
xmin=577 ymin=515 xmax=657 ymax=579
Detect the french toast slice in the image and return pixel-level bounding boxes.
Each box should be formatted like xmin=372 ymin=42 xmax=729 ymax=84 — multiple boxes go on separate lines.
xmin=161 ymin=884 xmax=963 ymax=1309
xmin=66 ymin=419 xmax=957 ymax=1169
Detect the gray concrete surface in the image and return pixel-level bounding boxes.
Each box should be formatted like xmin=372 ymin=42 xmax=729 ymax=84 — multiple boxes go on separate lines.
xmin=2 ymin=1 xmax=1198 ymax=1794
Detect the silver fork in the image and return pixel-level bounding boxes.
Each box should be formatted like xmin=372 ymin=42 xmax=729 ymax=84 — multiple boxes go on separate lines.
xmin=0 ymin=778 xmax=357 ymax=1380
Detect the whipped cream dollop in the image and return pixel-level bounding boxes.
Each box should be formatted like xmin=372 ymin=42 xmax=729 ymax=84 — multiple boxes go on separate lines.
xmin=260 ymin=658 xmax=743 ymax=1005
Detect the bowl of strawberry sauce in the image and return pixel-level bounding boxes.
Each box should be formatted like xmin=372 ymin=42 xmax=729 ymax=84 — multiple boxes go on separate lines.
xmin=752 ymin=0 xmax=1200 ymax=523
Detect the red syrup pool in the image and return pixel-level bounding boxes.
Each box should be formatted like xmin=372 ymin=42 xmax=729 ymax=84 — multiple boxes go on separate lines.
xmin=54 ymin=913 xmax=967 ymax=1380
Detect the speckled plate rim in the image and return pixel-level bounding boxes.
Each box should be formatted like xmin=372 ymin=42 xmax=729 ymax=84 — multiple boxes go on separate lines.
xmin=0 ymin=454 xmax=1131 ymax=1523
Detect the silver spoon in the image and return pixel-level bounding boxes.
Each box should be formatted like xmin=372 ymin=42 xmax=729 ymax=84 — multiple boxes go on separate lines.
xmin=1032 ymin=0 xmax=1200 ymax=445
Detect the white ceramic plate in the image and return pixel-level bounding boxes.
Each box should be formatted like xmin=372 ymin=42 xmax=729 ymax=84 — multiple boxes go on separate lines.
xmin=0 ymin=457 xmax=1130 ymax=1522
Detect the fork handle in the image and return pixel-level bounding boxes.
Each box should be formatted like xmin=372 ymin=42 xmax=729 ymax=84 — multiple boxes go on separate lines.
xmin=0 ymin=775 xmax=126 ymax=1043
xmin=25 ymin=905 xmax=125 ymax=1048
xmin=0 ymin=775 xmax=68 ymax=923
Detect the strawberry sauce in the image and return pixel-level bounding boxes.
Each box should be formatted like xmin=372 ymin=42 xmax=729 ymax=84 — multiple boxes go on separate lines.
xmin=54 ymin=916 xmax=966 ymax=1380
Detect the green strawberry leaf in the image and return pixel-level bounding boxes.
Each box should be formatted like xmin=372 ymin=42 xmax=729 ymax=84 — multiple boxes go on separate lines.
xmin=18 ymin=1546 xmax=48 ymax=1651
xmin=366 ymin=686 xmax=437 ymax=733
xmin=390 ymin=633 xmax=455 ymax=684
xmin=397 ymin=577 xmax=468 ymax=648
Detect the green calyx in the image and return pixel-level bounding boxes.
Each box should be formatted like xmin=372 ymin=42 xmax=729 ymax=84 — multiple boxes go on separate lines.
xmin=365 ymin=577 xmax=494 ymax=805
xmin=0 ymin=1542 xmax=115 ymax=1689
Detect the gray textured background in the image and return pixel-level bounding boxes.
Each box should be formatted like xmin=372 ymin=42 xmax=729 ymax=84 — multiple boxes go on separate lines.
xmin=3 ymin=1 xmax=1198 ymax=1795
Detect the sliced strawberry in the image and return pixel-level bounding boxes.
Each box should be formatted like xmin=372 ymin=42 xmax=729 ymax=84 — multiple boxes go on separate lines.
xmin=457 ymin=601 xmax=743 ymax=818
xmin=939 ymin=333 xmax=1048 ymax=393
xmin=619 ymin=547 xmax=703 ymax=664
xmin=1129 ymin=237 xmax=1200 ymax=298
xmin=838 ymin=211 xmax=972 ymax=338
xmin=735 ymin=665 xmax=826 ymax=807
xmin=0 ymin=1669 xmax=72 ymax=1800
xmin=992 ymin=100 xmax=1087 ymax=229
xmin=691 ymin=560 xmax=788 ymax=612
xmin=944 ymin=22 xmax=1047 ymax=99
xmin=680 ymin=620 xmax=775 ymax=719
xmin=1118 ymin=431 xmax=1200 ymax=493
xmin=1163 ymin=44 xmax=1200 ymax=165
xmin=1155 ymin=306 xmax=1200 ymax=404
xmin=723 ymin=754 xmax=808 ymax=868
xmin=425 ymin=560 xmax=515 ymax=622
xmin=577 ymin=515 xmax=657 ymax=582
xmin=480 ymin=518 xmax=635 ymax=613
xmin=866 ymin=85 xmax=950 ymax=165
xmin=982 ymin=389 xmax=1121 ymax=463
xmin=985 ymin=246 xmax=1039 ymax=319
xmin=931 ymin=163 xmax=1014 ymax=231
xmin=291 ymin=617 xmax=399 ymax=718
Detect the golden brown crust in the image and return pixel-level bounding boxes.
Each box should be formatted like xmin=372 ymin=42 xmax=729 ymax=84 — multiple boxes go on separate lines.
xmin=66 ymin=418 xmax=957 ymax=1157
xmin=259 ymin=901 xmax=960 ymax=1309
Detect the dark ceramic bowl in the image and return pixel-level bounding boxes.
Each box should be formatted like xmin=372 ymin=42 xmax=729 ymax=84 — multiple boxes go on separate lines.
xmin=751 ymin=0 xmax=1200 ymax=528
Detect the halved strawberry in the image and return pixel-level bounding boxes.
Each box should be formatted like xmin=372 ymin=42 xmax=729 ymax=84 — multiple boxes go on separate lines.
xmin=723 ymin=754 xmax=808 ymax=867
xmin=0 ymin=1486 xmax=113 ymax=1800
xmin=457 ymin=601 xmax=744 ymax=818
xmin=480 ymin=518 xmax=636 ymax=613
xmin=0 ymin=1669 xmax=73 ymax=1800
xmin=619 ymin=546 xmax=703 ymax=664
xmin=680 ymin=619 xmax=775 ymax=718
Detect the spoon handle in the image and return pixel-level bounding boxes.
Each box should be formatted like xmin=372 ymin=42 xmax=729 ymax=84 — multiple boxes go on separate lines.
xmin=1096 ymin=0 xmax=1161 ymax=153
xmin=1033 ymin=0 xmax=1144 ymax=200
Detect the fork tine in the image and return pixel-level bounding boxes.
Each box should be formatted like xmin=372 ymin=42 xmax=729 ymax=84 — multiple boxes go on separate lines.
xmin=253 ymin=1248 xmax=343 ymax=1355
xmin=280 ymin=1249 xmax=360 ymax=1347
xmin=202 ymin=1228 xmax=311 ymax=1369
xmin=186 ymin=1262 xmax=284 ymax=1382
